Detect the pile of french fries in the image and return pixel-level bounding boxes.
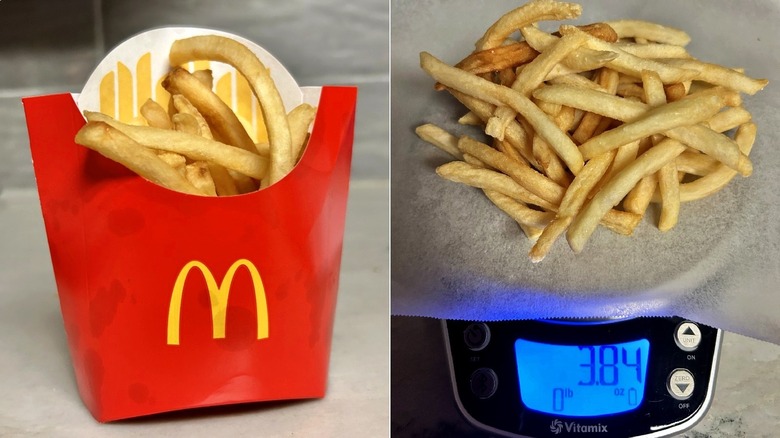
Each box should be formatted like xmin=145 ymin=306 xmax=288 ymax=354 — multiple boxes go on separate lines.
xmin=417 ymin=0 xmax=767 ymax=262
xmin=75 ymin=35 xmax=317 ymax=196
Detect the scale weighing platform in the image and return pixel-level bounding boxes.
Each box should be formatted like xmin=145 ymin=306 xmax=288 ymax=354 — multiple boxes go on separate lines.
xmin=443 ymin=317 xmax=722 ymax=437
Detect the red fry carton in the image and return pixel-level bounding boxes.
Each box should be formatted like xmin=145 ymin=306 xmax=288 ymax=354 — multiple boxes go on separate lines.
xmin=22 ymin=27 xmax=357 ymax=422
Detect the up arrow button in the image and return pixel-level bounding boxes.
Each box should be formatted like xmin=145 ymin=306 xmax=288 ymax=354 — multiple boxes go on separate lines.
xmin=674 ymin=322 xmax=702 ymax=352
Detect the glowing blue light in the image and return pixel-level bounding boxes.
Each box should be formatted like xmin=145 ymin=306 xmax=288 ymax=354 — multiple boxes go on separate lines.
xmin=515 ymin=338 xmax=650 ymax=417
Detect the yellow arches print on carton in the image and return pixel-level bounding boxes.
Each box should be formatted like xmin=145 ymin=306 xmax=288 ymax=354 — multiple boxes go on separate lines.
xmin=166 ymin=259 xmax=269 ymax=346
xmin=98 ymin=53 xmax=269 ymax=144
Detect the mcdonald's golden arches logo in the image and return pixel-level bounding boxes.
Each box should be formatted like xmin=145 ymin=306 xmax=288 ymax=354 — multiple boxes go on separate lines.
xmin=167 ymin=259 xmax=269 ymax=345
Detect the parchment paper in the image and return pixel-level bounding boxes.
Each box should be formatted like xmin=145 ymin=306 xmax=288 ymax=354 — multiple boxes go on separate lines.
xmin=391 ymin=0 xmax=780 ymax=344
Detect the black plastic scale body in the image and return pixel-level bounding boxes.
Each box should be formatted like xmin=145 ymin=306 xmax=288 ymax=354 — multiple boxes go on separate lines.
xmin=443 ymin=317 xmax=721 ymax=438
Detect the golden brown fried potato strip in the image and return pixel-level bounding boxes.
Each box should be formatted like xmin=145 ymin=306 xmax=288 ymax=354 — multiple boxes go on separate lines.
xmin=170 ymin=35 xmax=293 ymax=184
xmin=75 ymin=122 xmax=204 ymax=196
xmin=416 ymin=2 xmax=766 ymax=260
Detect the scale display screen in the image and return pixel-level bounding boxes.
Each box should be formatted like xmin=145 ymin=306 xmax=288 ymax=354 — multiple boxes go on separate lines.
xmin=514 ymin=338 xmax=650 ymax=417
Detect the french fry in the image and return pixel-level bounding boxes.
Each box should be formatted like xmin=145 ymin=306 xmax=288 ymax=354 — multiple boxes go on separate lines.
xmin=448 ymin=91 xmax=537 ymax=168
xmin=554 ymin=105 xmax=575 ymax=131
xmin=457 ymin=136 xmax=565 ymax=205
xmin=520 ymin=25 xmax=619 ymax=73
xmin=527 ymin=148 xmax=616 ymax=262
xmin=171 ymin=113 xmax=201 ymax=135
xmin=665 ymin=124 xmax=752 ymax=176
xmin=674 ymin=122 xmax=757 ymax=202
xmin=706 ymin=106 xmax=752 ymax=132
xmin=451 ymin=21 xmax=618 ymax=82
xmin=172 ymin=94 xmax=213 ymax=139
xmin=421 ymin=51 xmax=585 ymax=174
xmin=614 ymin=42 xmax=690 ymax=59
xmin=548 ymin=72 xmax=608 ymax=92
xmin=475 ymin=0 xmax=582 ymax=50
xmin=520 ymin=224 xmax=545 ymax=242
xmin=569 ymin=22 xmax=618 ymax=43
xmin=596 ymin=137 xmax=639 ymax=193
xmin=661 ymin=58 xmax=768 ymax=95
xmin=533 ymin=83 xmax=647 ymax=120
xmin=663 ymin=83 xmax=687 ymax=102
xmin=532 ymin=84 xmax=752 ymax=175
xmin=532 ymin=134 xmax=571 ymax=186
xmin=85 ymin=111 xmax=269 ymax=180
xmin=529 ymin=216 xmax=572 ymax=263
xmin=436 ymin=161 xmax=558 ymax=211
xmin=163 ymin=67 xmax=260 ymax=154
xmin=192 ymin=69 xmax=214 ymax=88
xmin=417 ymin=1 xmax=766 ymax=260
xmin=601 ymin=210 xmax=642 ymax=236
xmin=495 ymin=138 xmax=528 ymax=165
xmin=207 ymin=165 xmax=240 ymax=196
xmin=415 ymin=123 xmax=463 ymax=159
xmin=75 ymin=35 xmax=316 ymax=197
xmin=463 ymin=153 xmax=489 ymax=169
xmin=485 ymin=106 xmax=517 ymax=141
xmin=536 ymin=100 xmax=562 ymax=118
xmin=458 ymin=111 xmax=483 ymax=126
xmin=512 ymin=32 xmax=589 ymax=95
xmin=484 ymin=189 xmax=555 ymax=229
xmin=140 ymin=98 xmax=172 ymax=129
xmin=74 ymin=122 xmax=204 ymax=196
xmin=642 ymin=69 xmax=680 ymax=232
xmin=604 ymin=20 xmax=691 ymax=46
xmin=171 ymin=94 xmax=244 ymax=196
xmin=657 ymin=161 xmax=680 ymax=231
xmin=558 ymin=25 xmax=699 ymax=83
xmin=184 ymin=162 xmax=217 ymax=196
xmin=287 ymin=103 xmax=317 ymax=163
xmin=558 ymin=150 xmax=616 ymax=217
xmin=572 ymin=68 xmax=619 ymax=144
xmin=675 ymin=152 xmax=720 ymax=176
xmin=170 ymin=35 xmax=293 ymax=184
xmin=578 ymin=92 xmax=727 ymax=159
xmin=497 ymin=68 xmax=518 ymax=88
xmin=616 ymin=82 xmax=646 ymax=100
xmin=568 ymin=138 xmax=687 ymax=252
xmin=157 ymin=152 xmax=187 ymax=176
xmin=641 ymin=69 xmax=666 ymax=106
xmin=454 ymin=42 xmax=539 ymax=76
xmin=623 ymin=173 xmax=657 ymax=215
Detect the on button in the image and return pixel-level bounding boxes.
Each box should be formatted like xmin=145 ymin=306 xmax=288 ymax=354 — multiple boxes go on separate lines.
xmin=674 ymin=322 xmax=702 ymax=352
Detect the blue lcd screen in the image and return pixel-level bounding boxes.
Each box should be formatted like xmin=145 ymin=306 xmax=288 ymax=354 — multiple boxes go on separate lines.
xmin=514 ymin=338 xmax=650 ymax=417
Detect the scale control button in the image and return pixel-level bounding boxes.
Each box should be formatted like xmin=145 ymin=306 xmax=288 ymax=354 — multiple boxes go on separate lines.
xmin=470 ymin=368 xmax=498 ymax=399
xmin=674 ymin=321 xmax=702 ymax=351
xmin=463 ymin=323 xmax=491 ymax=351
xmin=667 ymin=368 xmax=695 ymax=400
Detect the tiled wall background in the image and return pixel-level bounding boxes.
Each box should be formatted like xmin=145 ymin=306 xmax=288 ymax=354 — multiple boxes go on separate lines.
xmin=0 ymin=0 xmax=388 ymax=189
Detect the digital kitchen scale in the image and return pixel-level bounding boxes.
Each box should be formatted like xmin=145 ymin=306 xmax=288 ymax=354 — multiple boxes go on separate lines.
xmin=443 ymin=317 xmax=721 ymax=437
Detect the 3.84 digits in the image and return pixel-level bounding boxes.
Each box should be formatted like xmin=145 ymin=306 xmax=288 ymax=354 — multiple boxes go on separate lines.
xmin=578 ymin=345 xmax=643 ymax=386
xmin=514 ymin=338 xmax=649 ymax=416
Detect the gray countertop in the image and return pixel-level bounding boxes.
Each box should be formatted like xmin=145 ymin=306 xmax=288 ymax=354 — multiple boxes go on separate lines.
xmin=0 ymin=180 xmax=389 ymax=437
